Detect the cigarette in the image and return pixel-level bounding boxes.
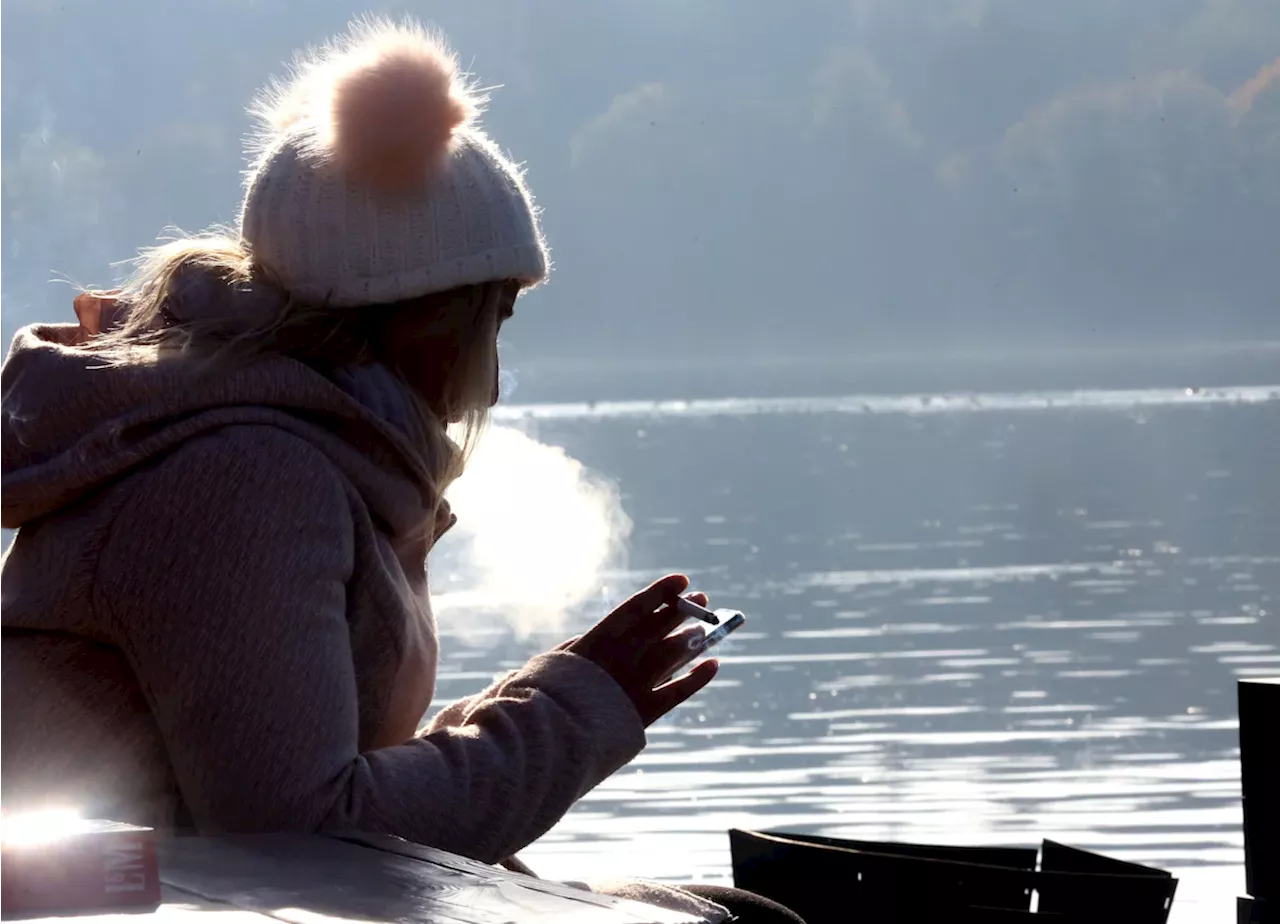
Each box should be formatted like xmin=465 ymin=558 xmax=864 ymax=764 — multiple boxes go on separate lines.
xmin=675 ymin=596 xmax=721 ymax=625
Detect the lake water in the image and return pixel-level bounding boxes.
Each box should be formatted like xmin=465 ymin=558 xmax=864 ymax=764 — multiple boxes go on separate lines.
xmin=1 ymin=340 xmax=1273 ymax=919
xmin=428 ymin=377 xmax=1279 ymax=923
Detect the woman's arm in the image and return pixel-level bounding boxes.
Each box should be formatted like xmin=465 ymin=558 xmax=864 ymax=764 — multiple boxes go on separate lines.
xmin=425 ymin=673 xmax=519 ymax=733
xmin=94 ymin=424 xmax=644 ymax=863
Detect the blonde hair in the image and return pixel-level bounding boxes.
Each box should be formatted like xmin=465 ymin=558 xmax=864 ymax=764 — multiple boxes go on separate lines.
xmin=87 ymin=229 xmax=506 ymax=496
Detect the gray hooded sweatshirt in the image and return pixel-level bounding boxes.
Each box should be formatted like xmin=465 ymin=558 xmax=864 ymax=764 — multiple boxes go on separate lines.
xmin=0 ymin=322 xmax=646 ymax=865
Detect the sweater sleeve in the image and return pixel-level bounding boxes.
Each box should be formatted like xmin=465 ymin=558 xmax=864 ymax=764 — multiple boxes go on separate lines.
xmin=425 ymin=671 xmax=519 ymax=732
xmin=94 ymin=425 xmax=645 ymax=863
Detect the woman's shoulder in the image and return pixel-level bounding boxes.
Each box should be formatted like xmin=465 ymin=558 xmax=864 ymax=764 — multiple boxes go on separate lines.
xmin=95 ymin=423 xmax=358 ymax=603
xmin=139 ymin=422 xmax=353 ymax=511
xmin=124 ymin=411 xmax=438 ymax=556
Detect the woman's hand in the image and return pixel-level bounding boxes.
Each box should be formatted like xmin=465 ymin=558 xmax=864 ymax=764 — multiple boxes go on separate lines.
xmin=566 ymin=574 xmax=719 ymax=726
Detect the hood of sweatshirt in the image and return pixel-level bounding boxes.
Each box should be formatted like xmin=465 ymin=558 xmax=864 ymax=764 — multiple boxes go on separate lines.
xmin=2 ymin=323 xmax=450 ymax=543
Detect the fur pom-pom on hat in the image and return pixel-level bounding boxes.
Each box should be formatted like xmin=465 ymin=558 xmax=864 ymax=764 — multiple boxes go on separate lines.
xmin=239 ymin=15 xmax=548 ymax=307
xmin=250 ymin=17 xmax=482 ymax=191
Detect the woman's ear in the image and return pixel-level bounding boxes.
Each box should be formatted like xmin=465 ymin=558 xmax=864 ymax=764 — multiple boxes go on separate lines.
xmin=73 ymin=291 xmax=123 ymax=342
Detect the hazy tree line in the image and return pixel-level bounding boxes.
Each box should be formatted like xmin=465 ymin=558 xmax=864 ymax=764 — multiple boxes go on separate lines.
xmin=3 ymin=0 xmax=1277 ymax=361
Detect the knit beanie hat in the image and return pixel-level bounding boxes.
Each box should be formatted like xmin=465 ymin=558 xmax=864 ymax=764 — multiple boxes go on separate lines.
xmin=239 ymin=17 xmax=549 ymax=308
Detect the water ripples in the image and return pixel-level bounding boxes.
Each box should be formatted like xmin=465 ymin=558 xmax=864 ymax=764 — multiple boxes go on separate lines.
xmin=433 ymin=393 xmax=1277 ymax=921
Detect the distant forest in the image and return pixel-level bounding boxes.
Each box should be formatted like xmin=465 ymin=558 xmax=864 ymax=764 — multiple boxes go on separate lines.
xmin=3 ymin=0 xmax=1277 ymax=362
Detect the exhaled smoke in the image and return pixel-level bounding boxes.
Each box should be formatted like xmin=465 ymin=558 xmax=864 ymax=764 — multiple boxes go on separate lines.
xmin=432 ymin=423 xmax=633 ymax=640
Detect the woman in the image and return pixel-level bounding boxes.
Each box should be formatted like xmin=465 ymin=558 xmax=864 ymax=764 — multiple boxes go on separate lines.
xmin=1 ymin=17 xmax=804 ymax=924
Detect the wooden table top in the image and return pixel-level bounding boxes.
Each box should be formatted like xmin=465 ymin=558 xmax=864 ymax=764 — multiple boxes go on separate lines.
xmin=9 ymin=832 xmax=701 ymax=924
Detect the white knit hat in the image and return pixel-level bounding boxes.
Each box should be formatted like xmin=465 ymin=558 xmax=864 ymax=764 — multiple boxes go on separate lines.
xmin=239 ymin=17 xmax=549 ymax=308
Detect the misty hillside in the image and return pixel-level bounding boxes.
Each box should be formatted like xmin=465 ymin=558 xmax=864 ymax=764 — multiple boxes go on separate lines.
xmin=3 ymin=0 xmax=1278 ymax=365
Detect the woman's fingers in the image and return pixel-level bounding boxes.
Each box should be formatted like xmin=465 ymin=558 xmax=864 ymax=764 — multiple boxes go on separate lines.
xmin=643 ymin=625 xmax=705 ymax=683
xmin=596 ymin=574 xmax=689 ymax=639
xmin=647 ymin=589 xmax=714 ymax=642
xmin=640 ymin=659 xmax=720 ymax=726
xmin=566 ymin=576 xmax=721 ymax=728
